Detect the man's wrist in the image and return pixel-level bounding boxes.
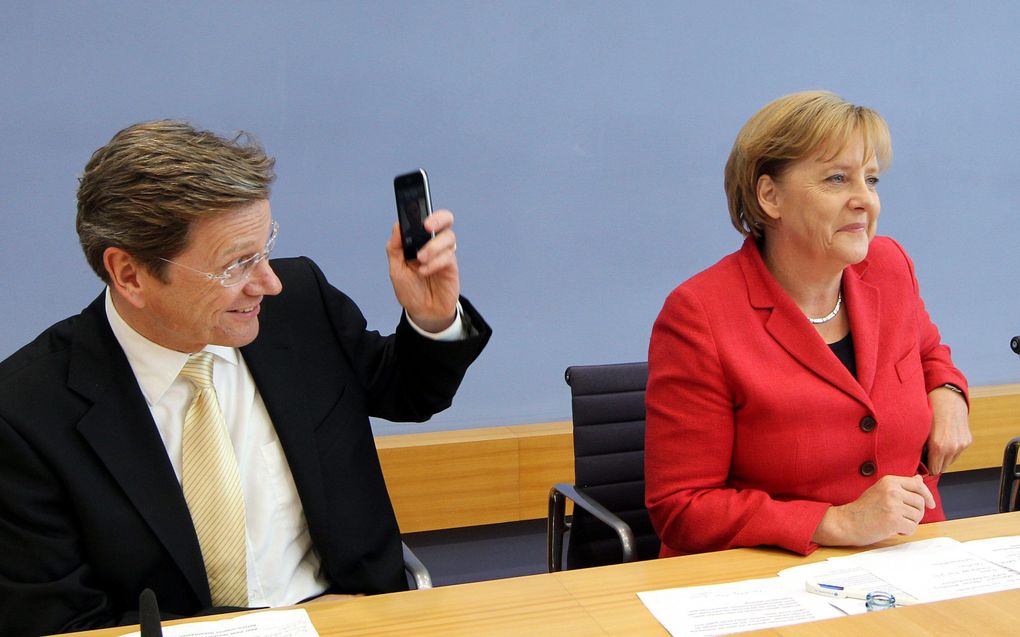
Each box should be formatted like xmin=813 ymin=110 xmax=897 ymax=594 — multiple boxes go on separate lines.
xmin=406 ymin=302 xmax=466 ymax=341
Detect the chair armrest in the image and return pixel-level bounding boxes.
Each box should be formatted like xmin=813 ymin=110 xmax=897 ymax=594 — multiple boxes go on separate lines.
xmin=402 ymin=541 xmax=433 ymax=590
xmin=546 ymin=482 xmax=636 ymax=572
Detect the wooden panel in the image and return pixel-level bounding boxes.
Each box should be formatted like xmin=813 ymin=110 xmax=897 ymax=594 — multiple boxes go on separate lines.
xmin=376 ymin=384 xmax=1020 ymax=531
xmin=376 ymin=427 xmax=520 ymax=533
xmin=510 ymin=422 xmax=573 ymax=519
xmin=374 ymin=426 xmax=521 ymax=449
xmin=952 ymin=383 xmax=1020 ymax=471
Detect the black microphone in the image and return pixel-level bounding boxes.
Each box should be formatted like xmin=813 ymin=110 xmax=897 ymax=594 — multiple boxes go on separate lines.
xmin=1012 ymin=335 xmax=1020 ymax=356
xmin=139 ymin=588 xmax=163 ymax=637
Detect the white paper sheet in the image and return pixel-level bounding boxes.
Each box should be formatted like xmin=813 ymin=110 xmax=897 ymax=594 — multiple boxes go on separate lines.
xmin=638 ymin=535 xmax=1020 ymax=636
xmin=637 ymin=576 xmax=844 ymax=636
xmin=960 ymin=535 xmax=1020 ymax=572
xmin=776 ymin=559 xmax=918 ymax=614
xmin=120 ymin=608 xmax=318 ymax=637
xmin=834 ymin=536 xmax=1020 ymax=603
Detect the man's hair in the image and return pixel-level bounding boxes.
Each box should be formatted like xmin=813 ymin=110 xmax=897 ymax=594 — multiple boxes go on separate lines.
xmin=724 ymin=90 xmax=892 ymax=239
xmin=76 ymin=120 xmax=276 ymax=283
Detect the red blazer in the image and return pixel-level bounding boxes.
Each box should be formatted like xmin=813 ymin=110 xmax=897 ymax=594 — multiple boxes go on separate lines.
xmin=645 ymin=236 xmax=968 ymax=557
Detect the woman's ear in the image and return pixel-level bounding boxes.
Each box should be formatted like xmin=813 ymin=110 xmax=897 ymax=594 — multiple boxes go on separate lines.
xmin=756 ymin=174 xmax=782 ymax=221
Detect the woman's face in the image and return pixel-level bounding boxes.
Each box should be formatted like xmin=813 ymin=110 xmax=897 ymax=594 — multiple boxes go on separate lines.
xmin=760 ymin=135 xmax=881 ymax=270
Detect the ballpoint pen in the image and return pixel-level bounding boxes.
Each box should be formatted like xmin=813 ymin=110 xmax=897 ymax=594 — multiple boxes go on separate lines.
xmin=805 ymin=580 xmax=916 ymax=606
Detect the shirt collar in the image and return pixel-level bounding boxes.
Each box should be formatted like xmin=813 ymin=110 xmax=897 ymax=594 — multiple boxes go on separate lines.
xmin=104 ymin=288 xmax=239 ymax=406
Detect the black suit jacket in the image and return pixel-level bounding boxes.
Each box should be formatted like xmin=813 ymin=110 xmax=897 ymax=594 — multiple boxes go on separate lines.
xmin=0 ymin=257 xmax=491 ymax=636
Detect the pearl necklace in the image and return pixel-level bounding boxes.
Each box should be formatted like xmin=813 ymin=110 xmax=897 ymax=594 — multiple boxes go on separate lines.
xmin=807 ymin=292 xmax=842 ymax=324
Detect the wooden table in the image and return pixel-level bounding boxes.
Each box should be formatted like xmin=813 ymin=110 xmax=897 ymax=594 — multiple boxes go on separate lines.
xmin=61 ymin=512 xmax=1020 ymax=637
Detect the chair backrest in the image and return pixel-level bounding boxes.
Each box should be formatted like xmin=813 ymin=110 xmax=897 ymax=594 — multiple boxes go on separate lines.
xmin=564 ymin=361 xmax=659 ymax=568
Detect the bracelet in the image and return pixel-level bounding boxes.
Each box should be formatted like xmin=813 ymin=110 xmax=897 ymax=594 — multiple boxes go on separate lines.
xmin=941 ymin=383 xmax=964 ymax=394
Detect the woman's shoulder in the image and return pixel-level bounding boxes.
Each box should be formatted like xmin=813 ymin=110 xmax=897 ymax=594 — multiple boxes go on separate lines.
xmin=661 ymin=244 xmax=749 ymax=313
xmin=866 ymin=234 xmax=907 ymax=258
xmin=855 ymin=235 xmax=915 ymax=277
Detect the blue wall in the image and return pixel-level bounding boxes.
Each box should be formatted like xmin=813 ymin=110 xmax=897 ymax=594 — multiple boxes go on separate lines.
xmin=2 ymin=2 xmax=1018 ymax=435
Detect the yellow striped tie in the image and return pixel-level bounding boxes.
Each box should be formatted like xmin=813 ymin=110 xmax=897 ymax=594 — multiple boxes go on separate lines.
xmin=179 ymin=352 xmax=248 ymax=607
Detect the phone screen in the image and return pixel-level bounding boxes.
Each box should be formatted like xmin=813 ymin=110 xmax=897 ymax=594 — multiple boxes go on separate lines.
xmin=394 ymin=169 xmax=434 ymax=260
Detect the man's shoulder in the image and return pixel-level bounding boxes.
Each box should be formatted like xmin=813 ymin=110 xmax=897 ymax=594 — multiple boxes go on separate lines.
xmin=0 ymin=314 xmax=78 ymax=384
xmin=265 ymin=256 xmax=362 ymax=311
xmin=0 ymin=290 xmax=108 ymax=396
xmin=257 ymin=256 xmax=367 ymax=342
xmin=0 ymin=313 xmax=87 ymax=425
xmin=268 ymin=256 xmax=323 ymax=282
xmin=266 ymin=256 xmax=332 ymax=299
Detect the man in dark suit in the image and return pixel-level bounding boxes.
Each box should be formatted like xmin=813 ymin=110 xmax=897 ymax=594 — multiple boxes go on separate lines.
xmin=0 ymin=121 xmax=491 ymax=636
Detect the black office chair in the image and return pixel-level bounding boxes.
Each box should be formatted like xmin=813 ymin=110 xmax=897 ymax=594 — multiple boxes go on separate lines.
xmin=547 ymin=361 xmax=659 ymax=572
xmin=998 ymin=437 xmax=1020 ymax=513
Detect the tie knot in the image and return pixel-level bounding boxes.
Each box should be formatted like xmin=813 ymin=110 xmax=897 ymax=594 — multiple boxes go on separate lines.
xmin=180 ymin=351 xmax=215 ymax=389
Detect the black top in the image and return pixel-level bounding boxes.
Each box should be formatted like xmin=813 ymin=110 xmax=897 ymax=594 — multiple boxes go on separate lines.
xmin=828 ymin=331 xmax=857 ymax=378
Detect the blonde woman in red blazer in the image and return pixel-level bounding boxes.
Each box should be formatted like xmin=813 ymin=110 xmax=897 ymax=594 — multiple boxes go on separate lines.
xmin=646 ymin=91 xmax=971 ymax=558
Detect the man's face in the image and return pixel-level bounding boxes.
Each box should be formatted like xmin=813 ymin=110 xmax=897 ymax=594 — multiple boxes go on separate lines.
xmin=136 ymin=200 xmax=283 ymax=352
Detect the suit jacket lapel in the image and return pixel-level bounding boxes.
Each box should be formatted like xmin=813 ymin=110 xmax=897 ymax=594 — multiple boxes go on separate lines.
xmin=240 ymin=317 xmax=332 ymax=563
xmin=844 ymin=260 xmax=880 ymax=395
xmin=69 ymin=294 xmax=210 ymax=604
xmin=738 ymin=239 xmax=874 ymax=409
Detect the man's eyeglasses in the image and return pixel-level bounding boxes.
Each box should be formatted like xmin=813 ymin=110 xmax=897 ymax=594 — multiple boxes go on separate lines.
xmin=159 ymin=221 xmax=279 ymax=288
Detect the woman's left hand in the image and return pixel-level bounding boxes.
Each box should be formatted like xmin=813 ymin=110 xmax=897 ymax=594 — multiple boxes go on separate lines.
xmin=926 ymin=386 xmax=972 ymax=475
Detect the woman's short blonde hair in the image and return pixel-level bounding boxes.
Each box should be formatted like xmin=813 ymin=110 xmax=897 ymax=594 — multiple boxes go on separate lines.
xmin=724 ymin=90 xmax=892 ymax=238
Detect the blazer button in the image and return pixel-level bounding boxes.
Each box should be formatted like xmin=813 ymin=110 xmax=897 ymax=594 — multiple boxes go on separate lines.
xmin=859 ymin=416 xmax=877 ymax=432
xmin=860 ymin=461 xmax=877 ymax=476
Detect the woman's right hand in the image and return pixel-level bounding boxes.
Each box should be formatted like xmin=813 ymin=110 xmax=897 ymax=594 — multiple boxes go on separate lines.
xmin=811 ymin=475 xmax=936 ymax=546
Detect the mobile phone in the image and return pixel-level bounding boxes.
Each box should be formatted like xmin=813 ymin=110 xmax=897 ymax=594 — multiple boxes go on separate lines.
xmin=394 ymin=169 xmax=434 ymax=260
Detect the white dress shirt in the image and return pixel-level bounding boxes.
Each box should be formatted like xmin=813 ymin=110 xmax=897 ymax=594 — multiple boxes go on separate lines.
xmin=104 ymin=289 xmax=465 ymax=607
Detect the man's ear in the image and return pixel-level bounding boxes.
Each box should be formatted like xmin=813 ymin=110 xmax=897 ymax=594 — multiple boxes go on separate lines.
xmin=103 ymin=247 xmax=149 ymax=309
xmin=756 ymin=174 xmax=782 ymax=221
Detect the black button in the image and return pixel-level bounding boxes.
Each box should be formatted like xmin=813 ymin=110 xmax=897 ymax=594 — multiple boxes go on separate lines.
xmin=859 ymin=416 xmax=877 ymax=432
xmin=860 ymin=461 xmax=877 ymax=476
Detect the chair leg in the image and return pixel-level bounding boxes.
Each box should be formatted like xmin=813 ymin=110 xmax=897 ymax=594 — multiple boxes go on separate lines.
xmin=547 ymin=487 xmax=568 ymax=572
xmin=999 ymin=437 xmax=1020 ymax=513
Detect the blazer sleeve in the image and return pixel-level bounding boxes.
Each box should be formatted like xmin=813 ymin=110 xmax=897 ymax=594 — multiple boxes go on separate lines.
xmin=645 ymin=286 xmax=830 ymax=556
xmin=299 ymin=256 xmax=492 ymax=422
xmin=888 ymin=241 xmax=969 ymax=404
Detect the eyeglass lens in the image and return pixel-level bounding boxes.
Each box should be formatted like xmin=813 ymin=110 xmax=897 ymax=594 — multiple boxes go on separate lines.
xmin=221 ymin=222 xmax=277 ymax=286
